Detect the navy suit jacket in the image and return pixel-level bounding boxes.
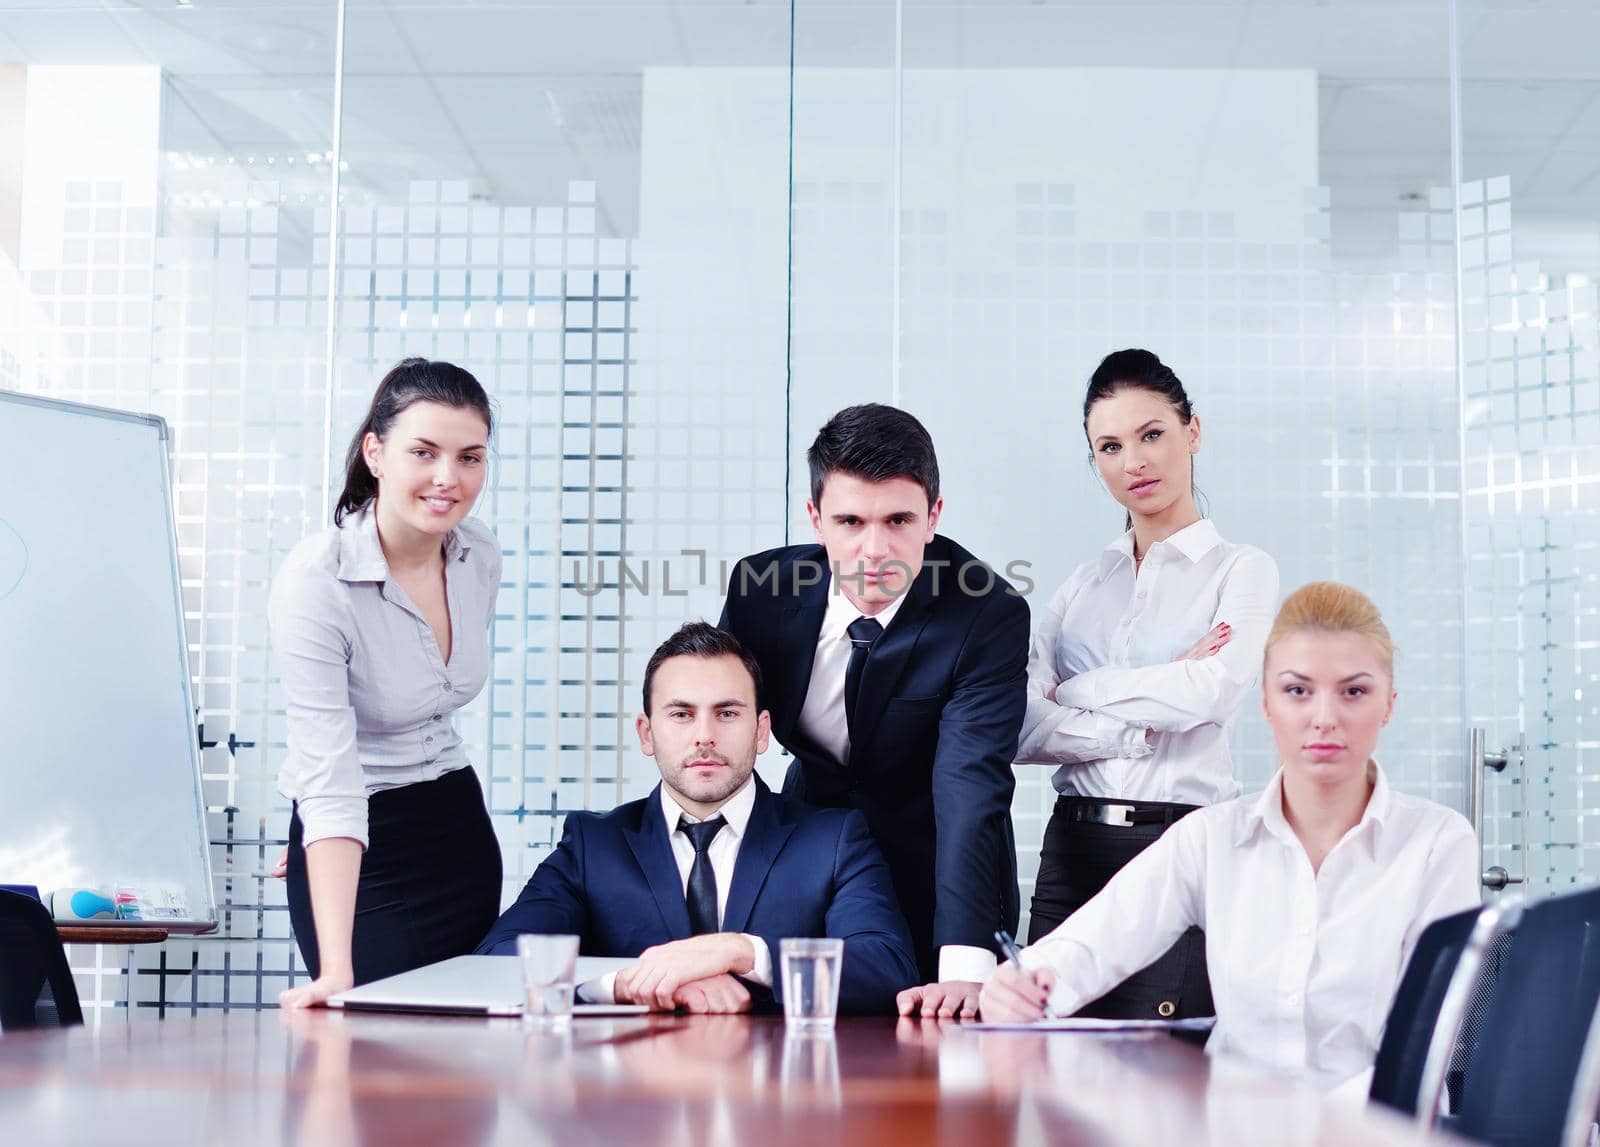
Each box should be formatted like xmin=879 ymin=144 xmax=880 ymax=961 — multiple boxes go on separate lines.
xmin=474 ymin=778 xmax=919 ymax=1015
xmin=719 ymin=534 xmax=1028 ymax=978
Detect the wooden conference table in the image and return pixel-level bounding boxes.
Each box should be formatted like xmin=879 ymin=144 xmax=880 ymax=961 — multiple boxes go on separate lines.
xmin=0 ymin=1011 xmax=1465 ymax=1147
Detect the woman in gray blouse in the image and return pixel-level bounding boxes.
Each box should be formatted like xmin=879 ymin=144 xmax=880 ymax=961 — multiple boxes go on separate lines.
xmin=271 ymin=358 xmax=503 ymax=1007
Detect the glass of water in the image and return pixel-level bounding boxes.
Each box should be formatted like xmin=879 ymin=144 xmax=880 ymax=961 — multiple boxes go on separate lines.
xmin=780 ymin=937 xmax=844 ymax=1033
xmin=516 ymin=933 xmax=579 ymax=1028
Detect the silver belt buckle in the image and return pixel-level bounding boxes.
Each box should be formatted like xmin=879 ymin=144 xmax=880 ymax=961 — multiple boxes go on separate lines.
xmin=1097 ymin=803 xmax=1136 ymax=827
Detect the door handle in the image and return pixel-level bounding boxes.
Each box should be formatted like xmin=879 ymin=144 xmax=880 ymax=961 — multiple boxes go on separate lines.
xmin=1481 ymin=866 xmax=1524 ymax=891
xmin=1469 ymin=728 xmax=1527 ymax=893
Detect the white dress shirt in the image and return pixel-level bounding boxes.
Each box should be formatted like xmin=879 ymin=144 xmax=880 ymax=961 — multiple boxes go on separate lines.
xmin=585 ymin=777 xmax=773 ymax=1004
xmin=1019 ymin=762 xmax=1482 ymax=1089
xmin=796 ymin=585 xmax=908 ymax=768
xmin=269 ymin=504 xmax=500 ymax=849
xmin=1017 ymin=519 xmax=1279 ymax=805
xmin=795 ymin=584 xmax=992 ymax=984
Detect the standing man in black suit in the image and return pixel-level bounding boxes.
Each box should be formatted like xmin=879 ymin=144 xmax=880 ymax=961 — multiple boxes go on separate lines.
xmin=719 ymin=404 xmax=1030 ymax=1017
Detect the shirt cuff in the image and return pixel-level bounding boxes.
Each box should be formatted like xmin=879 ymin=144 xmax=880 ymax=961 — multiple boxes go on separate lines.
xmin=579 ymin=970 xmax=618 ymax=1005
xmin=294 ymin=794 xmax=370 ymax=851
xmin=938 ymin=944 xmax=998 ymax=983
xmin=740 ymin=934 xmax=772 ymax=988
xmin=1117 ymin=724 xmax=1154 ymax=758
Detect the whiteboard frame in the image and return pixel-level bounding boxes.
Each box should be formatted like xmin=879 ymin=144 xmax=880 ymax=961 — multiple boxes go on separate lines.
xmin=1 ymin=389 xmax=219 ymax=934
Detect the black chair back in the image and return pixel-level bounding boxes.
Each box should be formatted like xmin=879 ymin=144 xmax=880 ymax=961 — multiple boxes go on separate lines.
xmin=1455 ymin=885 xmax=1600 ymax=1147
xmin=1446 ymin=928 xmax=1518 ymax=1113
xmin=0 ymin=889 xmax=84 ymax=1030
xmin=1370 ymin=906 xmax=1481 ymax=1114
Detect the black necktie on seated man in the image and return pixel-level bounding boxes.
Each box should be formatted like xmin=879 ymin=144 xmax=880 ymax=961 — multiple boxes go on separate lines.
xmin=845 ymin=615 xmax=885 ymax=743
xmin=679 ymin=814 xmax=727 ymax=935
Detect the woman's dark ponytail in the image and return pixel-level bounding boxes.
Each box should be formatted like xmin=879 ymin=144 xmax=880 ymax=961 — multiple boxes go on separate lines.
xmin=334 ymin=358 xmax=493 ymax=526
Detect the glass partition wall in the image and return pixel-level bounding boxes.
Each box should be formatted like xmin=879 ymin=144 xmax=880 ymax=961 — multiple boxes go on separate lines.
xmin=1458 ymin=0 xmax=1600 ymax=897
xmin=0 ymin=0 xmax=1588 ymax=1016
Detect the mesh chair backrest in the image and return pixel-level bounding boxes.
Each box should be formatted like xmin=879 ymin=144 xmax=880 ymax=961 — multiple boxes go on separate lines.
xmin=1447 ymin=928 xmax=1517 ymax=1112
xmin=1457 ymin=886 xmax=1600 ymax=1147
xmin=1370 ymin=907 xmax=1480 ymax=1114
xmin=0 ymin=890 xmax=84 ymax=1030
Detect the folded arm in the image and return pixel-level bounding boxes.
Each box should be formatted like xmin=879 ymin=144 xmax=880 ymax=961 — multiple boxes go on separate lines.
xmin=1052 ymin=550 xmax=1279 ymax=733
xmin=1016 ymin=579 xmax=1152 ymax=765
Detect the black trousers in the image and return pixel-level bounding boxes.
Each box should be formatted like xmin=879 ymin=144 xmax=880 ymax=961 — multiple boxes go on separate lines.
xmin=1027 ymin=795 xmax=1214 ymax=1020
xmin=286 ymin=766 xmax=503 ymax=986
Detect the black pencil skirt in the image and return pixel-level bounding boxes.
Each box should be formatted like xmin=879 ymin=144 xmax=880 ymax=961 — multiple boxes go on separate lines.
xmin=1027 ymin=795 xmax=1214 ymax=1020
xmin=286 ymin=765 xmax=503 ymax=986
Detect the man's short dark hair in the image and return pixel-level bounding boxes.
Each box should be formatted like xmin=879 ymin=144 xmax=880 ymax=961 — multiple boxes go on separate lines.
xmin=807 ymin=403 xmax=941 ymax=509
xmin=642 ymin=622 xmax=765 ymax=716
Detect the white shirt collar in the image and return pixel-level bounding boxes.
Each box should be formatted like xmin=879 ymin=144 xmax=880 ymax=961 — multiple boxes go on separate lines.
xmin=1239 ymin=759 xmax=1393 ymax=848
xmin=1095 ymin=518 xmax=1224 ymax=576
xmin=660 ymin=773 xmax=758 ymax=839
xmin=819 ymin=577 xmax=909 ymax=642
xmin=336 ymin=501 xmax=471 ymax=583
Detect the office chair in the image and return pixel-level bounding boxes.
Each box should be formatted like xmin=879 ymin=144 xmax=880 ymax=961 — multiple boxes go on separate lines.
xmin=0 ymin=889 xmax=84 ymax=1031
xmin=1444 ymin=926 xmax=1519 ymax=1115
xmin=1449 ymin=886 xmax=1600 ymax=1147
xmin=1369 ymin=905 xmax=1484 ymax=1115
xmin=1562 ymin=998 xmax=1600 ymax=1147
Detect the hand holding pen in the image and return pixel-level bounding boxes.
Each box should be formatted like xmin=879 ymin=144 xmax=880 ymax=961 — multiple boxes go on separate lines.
xmin=978 ymin=930 xmax=1060 ymax=1023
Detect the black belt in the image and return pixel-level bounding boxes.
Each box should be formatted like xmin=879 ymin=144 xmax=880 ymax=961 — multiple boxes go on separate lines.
xmin=1061 ymin=798 xmax=1197 ymax=828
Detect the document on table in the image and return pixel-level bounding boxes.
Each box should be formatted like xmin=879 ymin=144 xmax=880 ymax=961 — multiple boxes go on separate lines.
xmin=963 ymin=1016 xmax=1217 ymax=1033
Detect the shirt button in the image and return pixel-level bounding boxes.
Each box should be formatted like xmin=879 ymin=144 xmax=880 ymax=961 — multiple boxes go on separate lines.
xmin=1286 ymin=993 xmax=1302 ymax=1007
xmin=431 ymin=714 xmax=441 ymax=721
xmin=425 ymin=735 xmax=435 ymax=745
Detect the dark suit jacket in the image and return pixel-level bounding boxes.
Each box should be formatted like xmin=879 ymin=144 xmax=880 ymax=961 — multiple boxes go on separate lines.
xmin=474 ymin=777 xmax=919 ymax=1015
xmin=719 ymin=534 xmax=1028 ymax=978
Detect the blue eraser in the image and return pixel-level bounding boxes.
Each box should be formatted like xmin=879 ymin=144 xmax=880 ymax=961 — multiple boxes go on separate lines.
xmin=0 ymin=884 xmax=42 ymax=902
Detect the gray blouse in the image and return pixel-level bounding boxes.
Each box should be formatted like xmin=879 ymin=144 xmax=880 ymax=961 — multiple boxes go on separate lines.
xmin=268 ymin=503 xmax=500 ymax=848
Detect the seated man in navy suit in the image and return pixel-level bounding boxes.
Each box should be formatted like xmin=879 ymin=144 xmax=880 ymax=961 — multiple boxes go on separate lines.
xmin=476 ymin=622 xmax=919 ymax=1014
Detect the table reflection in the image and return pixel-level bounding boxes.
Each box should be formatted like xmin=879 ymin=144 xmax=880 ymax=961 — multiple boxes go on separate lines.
xmin=0 ymin=1011 xmax=1429 ymax=1147
xmin=282 ymin=1009 xmax=503 ymax=1147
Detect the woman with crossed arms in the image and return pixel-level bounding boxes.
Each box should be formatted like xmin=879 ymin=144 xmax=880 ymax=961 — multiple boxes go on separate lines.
xmin=983 ymin=582 xmax=1481 ymax=1089
xmin=1015 ymin=348 xmax=1278 ymax=1019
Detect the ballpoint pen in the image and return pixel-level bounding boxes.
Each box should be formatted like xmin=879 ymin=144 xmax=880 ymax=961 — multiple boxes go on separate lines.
xmin=994 ymin=929 xmax=1026 ymax=968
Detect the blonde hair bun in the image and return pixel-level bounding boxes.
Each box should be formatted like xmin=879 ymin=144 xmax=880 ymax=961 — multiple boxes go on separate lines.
xmin=1265 ymin=581 xmax=1395 ymax=677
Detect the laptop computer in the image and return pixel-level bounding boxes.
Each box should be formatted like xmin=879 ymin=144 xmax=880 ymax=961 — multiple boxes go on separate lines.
xmin=328 ymin=954 xmax=646 ymax=1017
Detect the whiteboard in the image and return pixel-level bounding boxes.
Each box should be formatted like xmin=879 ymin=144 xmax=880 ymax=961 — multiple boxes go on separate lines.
xmin=0 ymin=390 xmax=216 ymax=932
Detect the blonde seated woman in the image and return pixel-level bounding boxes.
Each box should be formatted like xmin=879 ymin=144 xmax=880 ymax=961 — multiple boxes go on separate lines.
xmin=980 ymin=582 xmax=1481 ymax=1089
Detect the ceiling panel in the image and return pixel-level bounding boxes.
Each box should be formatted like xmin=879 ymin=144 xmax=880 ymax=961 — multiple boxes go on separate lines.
xmin=0 ymin=7 xmax=338 ymax=75
xmin=1461 ymin=82 xmax=1595 ymax=144
xmin=1460 ymin=9 xmax=1600 ymax=81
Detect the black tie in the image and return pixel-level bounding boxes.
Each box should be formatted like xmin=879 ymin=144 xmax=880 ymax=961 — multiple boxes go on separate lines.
xmin=845 ymin=615 xmax=884 ymax=742
xmin=679 ymin=814 xmax=726 ymax=935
